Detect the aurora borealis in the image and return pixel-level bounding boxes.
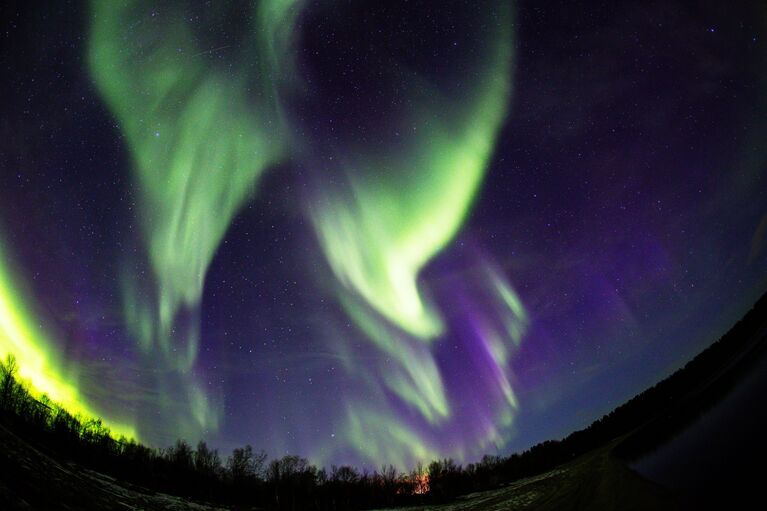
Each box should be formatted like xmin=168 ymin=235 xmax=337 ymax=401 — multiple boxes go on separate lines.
xmin=1 ymin=0 xmax=766 ymax=471
xmin=89 ymin=0 xmax=299 ymax=438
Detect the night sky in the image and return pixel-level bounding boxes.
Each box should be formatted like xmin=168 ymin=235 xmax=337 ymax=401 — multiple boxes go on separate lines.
xmin=1 ymin=0 xmax=766 ymax=470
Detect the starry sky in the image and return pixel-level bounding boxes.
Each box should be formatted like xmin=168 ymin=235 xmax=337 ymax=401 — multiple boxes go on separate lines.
xmin=1 ymin=0 xmax=766 ymax=469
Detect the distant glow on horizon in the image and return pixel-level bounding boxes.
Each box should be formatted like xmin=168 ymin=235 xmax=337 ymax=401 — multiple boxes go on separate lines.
xmin=0 ymin=236 xmax=135 ymax=439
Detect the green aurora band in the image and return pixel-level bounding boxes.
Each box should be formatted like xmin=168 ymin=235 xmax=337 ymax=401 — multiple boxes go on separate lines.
xmin=85 ymin=0 xmax=525 ymax=465
xmin=309 ymin=29 xmax=513 ymax=341
xmin=89 ymin=0 xmax=299 ymax=365
xmin=0 ymin=235 xmax=135 ymax=439
xmin=88 ymin=0 xmax=301 ymax=438
xmin=306 ymin=4 xmax=520 ymax=464
xmin=330 ymin=266 xmax=528 ymax=467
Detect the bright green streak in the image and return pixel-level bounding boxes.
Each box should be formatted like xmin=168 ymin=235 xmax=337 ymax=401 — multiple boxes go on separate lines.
xmin=88 ymin=1 xmax=298 ymax=370
xmin=333 ymin=267 xmax=529 ymax=468
xmin=345 ymin=405 xmax=440 ymax=469
xmin=342 ymin=296 xmax=450 ymax=423
xmin=0 ymin=237 xmax=135 ymax=439
xmin=310 ymin=13 xmax=513 ymax=340
xmin=309 ymin=3 xmax=520 ymax=463
xmin=88 ymin=0 xmax=520 ymax=465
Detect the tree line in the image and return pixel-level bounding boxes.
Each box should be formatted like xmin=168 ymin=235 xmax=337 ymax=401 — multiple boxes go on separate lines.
xmin=1 ymin=291 xmax=765 ymax=510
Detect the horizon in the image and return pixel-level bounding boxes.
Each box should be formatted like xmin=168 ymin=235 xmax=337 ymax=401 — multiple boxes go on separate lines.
xmin=3 ymin=288 xmax=766 ymax=474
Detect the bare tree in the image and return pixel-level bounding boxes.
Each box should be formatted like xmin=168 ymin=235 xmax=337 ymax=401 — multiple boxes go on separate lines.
xmin=227 ymin=444 xmax=267 ymax=482
xmin=194 ymin=441 xmax=222 ymax=476
xmin=0 ymin=353 xmax=18 ymax=406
